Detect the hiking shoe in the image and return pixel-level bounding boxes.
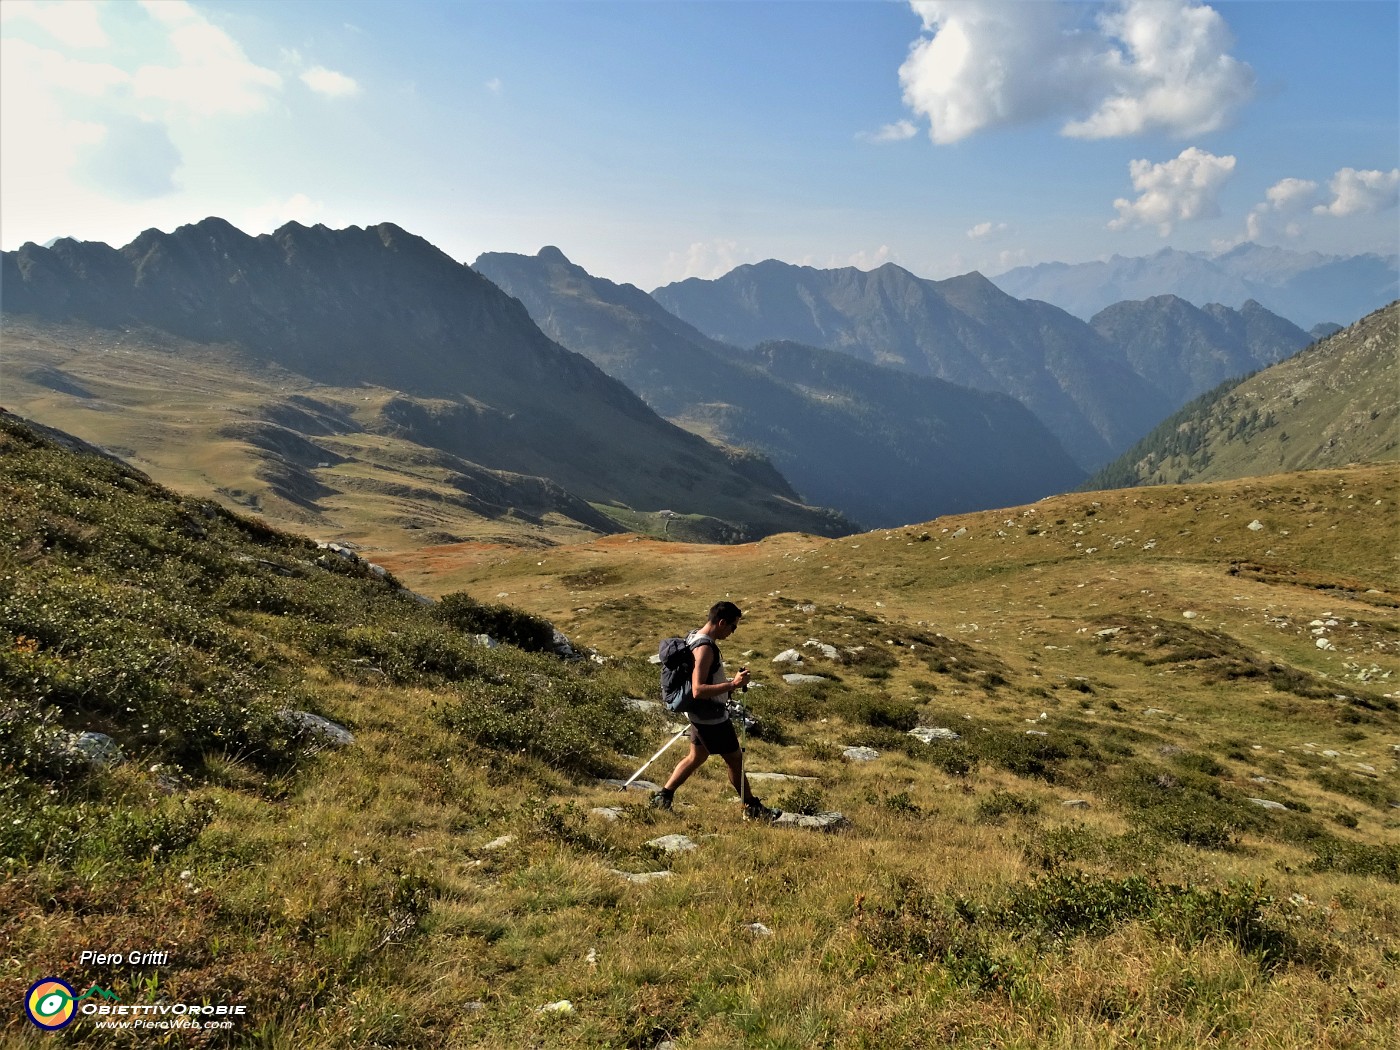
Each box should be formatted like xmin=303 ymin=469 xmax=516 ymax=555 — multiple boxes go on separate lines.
xmin=743 ymin=799 xmax=780 ymax=822
xmin=649 ymin=790 xmax=674 ymax=811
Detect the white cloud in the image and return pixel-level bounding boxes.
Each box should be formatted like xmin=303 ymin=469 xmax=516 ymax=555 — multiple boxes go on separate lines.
xmin=0 ymin=0 xmax=108 ymax=49
xmin=301 ymin=66 xmax=360 ymax=99
xmin=1313 ymin=167 xmax=1400 ymax=218
xmin=996 ymin=248 xmax=1030 ymax=271
xmin=485 ymin=77 xmax=504 ymax=95
xmin=859 ymin=120 xmax=917 ymax=144
xmin=1265 ymin=177 xmax=1321 ymax=211
xmin=242 ymin=193 xmax=326 ymax=235
xmin=843 ymin=245 xmax=893 ymax=269
xmin=1109 ymin=147 xmax=1236 ymax=235
xmin=1244 ymin=177 xmax=1320 ymax=241
xmin=662 ymin=239 xmax=759 ymax=282
xmin=1063 ymin=0 xmax=1254 ymax=139
xmin=0 ymin=0 xmax=284 ymax=247
xmin=966 ymin=221 xmax=1008 ymax=240
xmin=898 ymin=0 xmax=1254 ymax=144
xmin=132 ymin=5 xmax=282 ymax=117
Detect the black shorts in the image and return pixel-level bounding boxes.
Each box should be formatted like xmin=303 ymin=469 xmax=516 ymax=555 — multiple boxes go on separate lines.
xmin=689 ymin=718 xmax=740 ymax=756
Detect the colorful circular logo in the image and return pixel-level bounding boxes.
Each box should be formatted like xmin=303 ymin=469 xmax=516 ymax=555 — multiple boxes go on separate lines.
xmin=25 ymin=978 xmax=77 ymax=1031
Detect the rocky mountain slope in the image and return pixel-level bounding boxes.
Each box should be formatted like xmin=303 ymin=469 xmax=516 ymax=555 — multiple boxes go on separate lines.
xmin=652 ymin=259 xmax=1175 ymax=469
xmin=1 ymin=220 xmax=852 ymax=544
xmin=1088 ymin=295 xmax=1313 ymax=407
xmin=474 ymin=248 xmax=1085 ymax=527
xmin=993 ymin=244 xmax=1398 ymax=331
xmin=1086 ymin=302 xmax=1399 ymax=489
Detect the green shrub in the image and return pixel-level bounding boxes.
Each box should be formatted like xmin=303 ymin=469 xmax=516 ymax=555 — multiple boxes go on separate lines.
xmin=433 ymin=592 xmax=558 ymax=653
xmin=975 ymin=790 xmax=1041 ymax=824
xmin=1108 ymin=763 xmax=1261 ymax=850
xmin=966 ymin=728 xmax=1100 ymax=784
xmin=1308 ymin=839 xmax=1400 ymax=882
xmin=776 ymin=783 xmax=827 ymax=816
xmin=1174 ymin=751 xmax=1226 ymax=777
xmin=436 ymin=655 xmax=643 ymax=776
xmin=881 ymin=791 xmax=922 ymax=817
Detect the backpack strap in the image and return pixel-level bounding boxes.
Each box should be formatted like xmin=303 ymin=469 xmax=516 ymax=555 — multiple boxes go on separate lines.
xmin=688 ymin=634 xmax=719 ymax=684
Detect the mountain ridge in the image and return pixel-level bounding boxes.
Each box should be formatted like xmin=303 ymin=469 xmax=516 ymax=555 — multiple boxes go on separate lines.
xmin=2 ymin=219 xmax=854 ymax=543
xmin=653 ymin=258 xmax=1171 ymax=469
xmin=473 ymin=247 xmax=1085 ymax=526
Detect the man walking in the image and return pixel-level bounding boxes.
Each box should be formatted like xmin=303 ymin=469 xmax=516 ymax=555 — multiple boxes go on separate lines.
xmin=651 ymin=601 xmax=778 ymax=820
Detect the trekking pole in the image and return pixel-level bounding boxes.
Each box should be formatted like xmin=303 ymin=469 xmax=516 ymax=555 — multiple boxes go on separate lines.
xmin=735 ymin=670 xmax=749 ymax=804
xmin=619 ymin=726 xmax=688 ymax=791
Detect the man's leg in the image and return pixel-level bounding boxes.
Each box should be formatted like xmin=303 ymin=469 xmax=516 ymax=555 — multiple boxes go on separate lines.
xmin=662 ymin=736 xmax=709 ymax=792
xmin=719 ymin=749 xmax=757 ymax=804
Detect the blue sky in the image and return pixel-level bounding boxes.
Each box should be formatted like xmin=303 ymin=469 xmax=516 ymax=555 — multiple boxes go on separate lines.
xmin=2 ymin=0 xmax=1396 ymax=290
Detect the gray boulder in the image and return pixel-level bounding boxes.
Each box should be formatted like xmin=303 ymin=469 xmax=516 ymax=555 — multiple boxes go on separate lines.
xmin=280 ymin=710 xmax=355 ymax=747
xmin=908 ymin=726 xmax=960 ymax=744
xmin=775 ymin=811 xmax=847 ymax=832
xmin=646 ymin=834 xmax=698 ymax=854
xmin=57 ymin=731 xmax=123 ymax=770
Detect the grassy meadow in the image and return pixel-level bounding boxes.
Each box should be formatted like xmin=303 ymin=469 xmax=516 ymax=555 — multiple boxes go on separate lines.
xmin=3 ymin=410 xmax=1398 ymax=1048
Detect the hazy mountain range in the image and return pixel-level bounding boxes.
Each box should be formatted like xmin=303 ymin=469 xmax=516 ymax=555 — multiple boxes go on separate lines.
xmin=474 ymin=247 xmax=1085 ymax=527
xmin=1 ymin=219 xmax=1377 ymax=545
xmin=652 ymin=259 xmax=1314 ymax=470
xmin=992 ymin=244 xmax=1398 ymax=331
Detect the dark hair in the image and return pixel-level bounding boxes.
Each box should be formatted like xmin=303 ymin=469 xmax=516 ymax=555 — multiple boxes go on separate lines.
xmin=708 ymin=600 xmax=743 ymax=627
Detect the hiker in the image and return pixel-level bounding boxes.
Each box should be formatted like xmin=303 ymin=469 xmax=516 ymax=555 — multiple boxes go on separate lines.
xmin=651 ymin=601 xmax=778 ymax=821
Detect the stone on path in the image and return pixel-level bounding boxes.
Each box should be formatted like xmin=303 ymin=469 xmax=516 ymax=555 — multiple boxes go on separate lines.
xmin=1248 ymin=798 xmax=1289 ymax=811
xmin=842 ymin=746 xmax=880 ymax=762
xmin=590 ymin=807 xmax=626 ymax=822
xmin=646 ymin=834 xmax=697 ymax=854
xmin=772 ymin=649 xmax=804 ymax=664
xmin=783 ymin=673 xmax=828 ymax=685
xmin=747 ymin=772 xmax=821 ymax=783
xmin=774 ymin=811 xmax=847 ymax=832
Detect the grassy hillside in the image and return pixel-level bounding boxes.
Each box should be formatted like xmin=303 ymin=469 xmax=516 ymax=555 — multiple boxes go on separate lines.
xmin=1 ymin=317 xmax=852 ymax=551
xmin=1088 ymin=303 xmax=1399 ymax=490
xmin=5 ymin=412 xmax=1399 ymax=1048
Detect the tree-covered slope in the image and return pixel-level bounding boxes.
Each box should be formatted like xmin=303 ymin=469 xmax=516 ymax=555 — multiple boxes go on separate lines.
xmin=1086 ymin=302 xmax=1399 ymax=490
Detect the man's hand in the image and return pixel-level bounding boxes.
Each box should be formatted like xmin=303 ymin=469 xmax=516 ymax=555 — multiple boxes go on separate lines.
xmin=732 ymin=666 xmax=751 ymax=691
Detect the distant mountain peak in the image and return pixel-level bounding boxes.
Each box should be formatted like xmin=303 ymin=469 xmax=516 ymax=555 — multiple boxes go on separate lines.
xmin=536 ymin=245 xmax=571 ymax=264
xmin=993 ymin=245 xmax=1397 ymax=330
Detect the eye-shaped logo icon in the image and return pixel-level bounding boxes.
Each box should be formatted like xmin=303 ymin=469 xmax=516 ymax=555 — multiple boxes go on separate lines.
xmin=25 ymin=978 xmax=78 ymax=1030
